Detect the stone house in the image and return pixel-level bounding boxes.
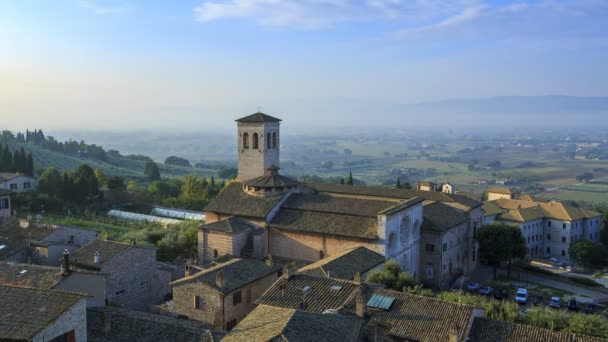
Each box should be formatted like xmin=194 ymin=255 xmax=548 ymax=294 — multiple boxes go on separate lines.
xmin=166 ymin=258 xmax=279 ymax=331
xmin=482 ymin=197 xmax=602 ymax=260
xmin=0 ymin=284 xmax=87 ymax=342
xmin=197 ymin=216 xmax=264 ymax=264
xmin=24 ymin=222 xmax=100 ymax=266
xmin=0 ymin=172 xmax=37 ymax=192
xmin=417 ymin=181 xmax=437 ymax=192
xmin=71 ymin=239 xmax=171 ymax=311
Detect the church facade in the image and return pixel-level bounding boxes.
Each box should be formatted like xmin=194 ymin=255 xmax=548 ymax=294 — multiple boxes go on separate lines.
xmin=200 ymin=112 xmax=482 ymax=287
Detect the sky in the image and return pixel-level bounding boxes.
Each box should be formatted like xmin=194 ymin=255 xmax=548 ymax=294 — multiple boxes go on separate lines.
xmin=1 ymin=0 xmax=607 ymax=132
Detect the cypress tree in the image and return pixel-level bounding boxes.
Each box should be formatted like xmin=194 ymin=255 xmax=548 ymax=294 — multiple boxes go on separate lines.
xmin=396 ymin=176 xmax=402 ymax=189
xmin=26 ymin=153 xmax=34 ymax=176
xmin=1 ymin=145 xmax=12 ymax=172
xmin=347 ymin=172 xmax=353 ymax=185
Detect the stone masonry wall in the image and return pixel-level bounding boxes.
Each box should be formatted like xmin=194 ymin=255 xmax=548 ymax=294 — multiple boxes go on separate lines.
xmin=33 ymin=298 xmax=87 ymax=342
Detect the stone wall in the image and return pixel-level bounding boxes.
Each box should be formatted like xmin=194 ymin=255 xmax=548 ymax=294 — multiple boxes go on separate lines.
xmin=199 ymin=230 xmax=234 ymax=265
xmin=55 ymin=272 xmax=107 ymax=308
xmin=102 ymin=246 xmax=171 ymax=311
xmin=33 ymin=298 xmax=87 ymax=342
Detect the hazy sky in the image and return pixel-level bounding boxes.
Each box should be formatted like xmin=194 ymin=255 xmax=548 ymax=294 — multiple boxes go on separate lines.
xmin=1 ymin=0 xmax=607 ymax=131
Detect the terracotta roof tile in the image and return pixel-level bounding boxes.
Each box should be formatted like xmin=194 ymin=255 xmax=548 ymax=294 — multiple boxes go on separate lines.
xmin=235 ymin=112 xmax=281 ymax=123
xmin=297 ymin=247 xmax=384 ymax=280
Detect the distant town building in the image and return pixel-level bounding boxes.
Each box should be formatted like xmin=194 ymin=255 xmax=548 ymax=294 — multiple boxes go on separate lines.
xmin=164 ymin=258 xmax=279 ymax=331
xmin=486 ymin=187 xmax=515 ymax=200
xmin=417 ymin=180 xmax=437 ymax=192
xmin=482 ymin=197 xmax=602 ymax=260
xmin=71 ymin=240 xmax=171 ymax=311
xmin=0 ymin=284 xmax=87 ymax=342
xmin=468 ymin=317 xmax=607 ymax=341
xmin=442 ymin=182 xmax=454 ymax=194
xmin=0 ymin=172 xmax=37 ymax=192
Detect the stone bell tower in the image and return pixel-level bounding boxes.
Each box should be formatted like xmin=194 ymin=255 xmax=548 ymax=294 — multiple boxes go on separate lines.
xmin=236 ymin=112 xmax=281 ymax=181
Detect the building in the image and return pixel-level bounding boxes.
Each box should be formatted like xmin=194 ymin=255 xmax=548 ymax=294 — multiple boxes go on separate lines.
xmin=417 ymin=181 xmax=437 ymax=192
xmin=468 ymin=317 xmax=607 ymax=342
xmin=365 ymin=289 xmax=480 ymax=342
xmin=0 ymin=284 xmax=87 ymax=342
xmin=87 ymin=306 xmax=221 ymax=342
xmin=297 ymin=246 xmax=385 ymax=281
xmin=0 ymin=217 xmax=63 ymax=263
xmin=0 ymin=172 xmax=37 ymax=192
xmin=0 ymin=189 xmax=14 ymax=217
xmin=71 ymin=239 xmax=171 ymax=311
xmin=442 ymin=182 xmax=454 ymax=194
xmin=201 ymin=112 xmax=483 ymax=285
xmin=486 ymin=187 xmax=515 ymax=200
xmin=482 ymin=197 xmax=602 ymax=260
xmin=0 ymin=255 xmax=107 ymax=307
xmin=166 ymin=258 xmax=279 ymax=331
xmin=222 ymin=304 xmax=364 ymax=342
xmin=236 ymin=112 xmax=281 ymax=181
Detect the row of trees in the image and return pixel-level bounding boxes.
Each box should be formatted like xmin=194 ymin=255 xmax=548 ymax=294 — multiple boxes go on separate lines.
xmin=38 ymin=165 xmax=100 ymax=202
xmin=0 ymin=145 xmax=34 ymax=176
xmin=133 ymin=175 xmax=224 ymax=210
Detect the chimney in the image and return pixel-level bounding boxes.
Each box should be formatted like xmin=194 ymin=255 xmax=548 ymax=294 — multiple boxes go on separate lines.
xmin=94 ymin=251 xmax=101 ymax=265
xmin=61 ymin=249 xmax=71 ymax=276
xmin=282 ymin=265 xmax=292 ymax=280
xmin=353 ymin=272 xmax=361 ymax=284
xmin=265 ymin=254 xmax=273 ymax=267
xmin=215 ymin=270 xmax=224 ymax=288
xmin=355 ymin=283 xmax=367 ymax=318
xmin=185 ymin=262 xmax=192 ymax=276
xmin=448 ymin=323 xmax=459 ymax=342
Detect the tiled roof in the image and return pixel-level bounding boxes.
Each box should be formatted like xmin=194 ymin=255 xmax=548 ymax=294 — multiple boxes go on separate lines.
xmin=298 ymin=247 xmax=385 ymax=280
xmin=0 ymin=284 xmax=85 ymax=341
xmin=235 ymin=112 xmax=281 ymax=123
xmin=244 ymin=173 xmax=298 ymax=188
xmin=87 ymin=306 xmax=220 ymax=342
xmin=487 ymin=198 xmax=601 ymax=223
xmin=482 ymin=201 xmax=506 ymax=216
xmin=488 ymin=187 xmax=513 ymax=195
xmin=269 ymin=209 xmax=378 ymax=240
xmin=204 ymin=182 xmax=283 ymax=219
xmin=0 ymin=262 xmax=63 ymax=288
xmin=0 ymin=217 xmax=54 ymax=260
xmin=367 ymin=289 xmax=476 ymax=341
xmin=379 ymin=197 xmax=424 ymax=216
xmin=468 ymin=317 xmax=608 ymax=342
xmin=256 ymin=274 xmax=360 ymax=313
xmin=422 ymin=201 xmax=468 ymax=232
xmin=223 ymin=305 xmax=363 ymax=342
xmin=71 ymin=240 xmax=132 ymax=269
xmin=170 ymin=258 xmax=279 ymax=294
xmin=282 ymin=192 xmax=399 ymax=218
xmin=198 ymin=217 xmax=257 ymax=234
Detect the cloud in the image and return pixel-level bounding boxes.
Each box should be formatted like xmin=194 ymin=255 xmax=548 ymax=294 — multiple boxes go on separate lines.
xmin=79 ymin=0 xmax=131 ymax=15
xmin=392 ymin=5 xmax=484 ymax=37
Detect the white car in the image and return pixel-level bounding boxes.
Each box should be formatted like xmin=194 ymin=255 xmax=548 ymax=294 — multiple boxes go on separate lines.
xmin=515 ymin=288 xmax=528 ymax=305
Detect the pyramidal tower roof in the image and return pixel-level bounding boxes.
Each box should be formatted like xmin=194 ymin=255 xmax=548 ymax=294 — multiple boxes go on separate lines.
xmin=235 ymin=112 xmax=282 ymax=123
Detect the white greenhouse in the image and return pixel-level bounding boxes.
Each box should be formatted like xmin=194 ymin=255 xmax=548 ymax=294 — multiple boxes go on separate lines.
xmin=150 ymin=207 xmax=206 ymax=221
xmin=107 ymin=210 xmax=182 ymax=225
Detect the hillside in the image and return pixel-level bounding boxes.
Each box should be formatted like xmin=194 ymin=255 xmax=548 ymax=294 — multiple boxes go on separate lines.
xmin=5 ymin=141 xmax=218 ymax=181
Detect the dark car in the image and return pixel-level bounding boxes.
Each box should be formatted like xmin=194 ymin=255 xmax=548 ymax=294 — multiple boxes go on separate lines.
xmin=585 ymin=303 xmax=597 ymax=314
xmin=568 ymin=298 xmax=580 ymax=312
xmin=493 ymin=290 xmax=508 ymax=300
xmin=534 ymin=293 xmax=544 ymax=306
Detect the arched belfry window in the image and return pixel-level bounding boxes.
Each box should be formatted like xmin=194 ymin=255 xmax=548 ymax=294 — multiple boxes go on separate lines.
xmin=252 ymin=133 xmax=259 ymax=149
xmin=272 ymin=132 xmax=277 ymax=148
xmin=267 ymin=133 xmax=272 ymax=149
xmin=243 ymin=133 xmax=249 ymax=149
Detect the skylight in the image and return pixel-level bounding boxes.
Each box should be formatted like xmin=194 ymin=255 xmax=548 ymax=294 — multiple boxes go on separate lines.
xmin=330 ymin=285 xmax=342 ymax=291
xmin=0 ymin=244 xmax=6 ymax=251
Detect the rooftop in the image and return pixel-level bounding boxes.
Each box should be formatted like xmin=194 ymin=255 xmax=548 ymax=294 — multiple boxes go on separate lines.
xmin=71 ymin=239 xmax=134 ymax=269
xmin=223 ymin=304 xmax=363 ymax=342
xmin=198 ymin=217 xmax=258 ymax=234
xmin=269 ymin=209 xmax=378 ymax=240
xmin=235 ymin=112 xmax=282 ymax=123
xmin=485 ymin=198 xmax=601 ymax=223
xmin=422 ymin=201 xmax=469 ymax=233
xmin=0 ymin=217 xmax=55 ymax=260
xmin=87 ymin=306 xmax=220 ymax=342
xmin=0 ymin=284 xmax=85 ymax=341
xmin=0 ymin=262 xmax=63 ymax=288
xmin=488 ymin=187 xmax=514 ymax=195
xmin=367 ymin=289 xmax=476 ymax=341
xmin=204 ymin=182 xmax=283 ymax=219
xmin=256 ymin=274 xmax=360 ymax=313
xmin=170 ymin=258 xmax=279 ymax=294
xmin=468 ymin=317 xmax=607 ymax=342
xmin=297 ymin=247 xmax=385 ymax=280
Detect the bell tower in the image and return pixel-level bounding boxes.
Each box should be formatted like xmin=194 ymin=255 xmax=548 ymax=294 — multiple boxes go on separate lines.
xmin=236 ymin=112 xmax=281 ymax=181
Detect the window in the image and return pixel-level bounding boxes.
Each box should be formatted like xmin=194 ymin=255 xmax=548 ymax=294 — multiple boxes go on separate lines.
xmin=548 ymin=221 xmax=552 ymax=227
xmin=252 ymin=133 xmax=259 ymax=149
xmin=547 ymin=247 xmax=551 ymax=254
xmin=527 ymin=237 xmax=530 ymax=243
xmin=213 ymin=249 xmax=218 ymax=258
xmin=442 ymin=243 xmax=448 ymax=252
xmin=319 ymin=250 xmax=324 ymax=259
xmin=10 ymin=184 xmax=17 ymax=190
xmin=563 ymin=223 xmax=566 ymax=229
xmin=267 ymin=133 xmax=271 ymax=149
xmin=387 ymin=232 xmax=397 ymax=254
xmin=68 ymin=235 xmax=74 ymax=244
xmin=0 ymin=198 xmax=8 ymax=209
xmin=272 ymin=132 xmax=277 ymax=148
xmin=425 ymin=244 xmax=435 ymax=253
xmin=547 ymin=234 xmax=551 ymax=240
xmin=194 ymin=295 xmax=202 ymax=309
xmin=243 ymin=133 xmax=249 ymax=149
xmin=562 ymin=237 xmax=566 ymax=243
xmin=115 ymin=289 xmax=126 ymax=296
xmin=233 ymin=291 xmax=242 ymax=305
xmin=400 ymin=216 xmax=410 ymax=245
xmin=561 ymin=250 xmax=566 ymax=257
xmin=226 ymin=319 xmax=237 ymax=331
xmin=23 ymin=182 xmax=30 ymax=189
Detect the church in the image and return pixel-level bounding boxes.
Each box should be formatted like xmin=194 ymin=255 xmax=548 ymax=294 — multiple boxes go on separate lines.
xmin=199 ymin=112 xmax=482 ymax=288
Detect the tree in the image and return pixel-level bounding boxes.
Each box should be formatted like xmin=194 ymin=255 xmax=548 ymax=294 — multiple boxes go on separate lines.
xmin=72 ymin=164 xmax=99 ymax=201
xmin=144 ymin=161 xmax=160 ymax=181
xmin=366 ymin=260 xmax=418 ymax=291
xmin=25 ymin=153 xmax=34 ymax=176
xmin=601 ymin=212 xmax=608 ymax=248
xmin=94 ymin=168 xmax=107 ymax=187
xmin=576 ymin=172 xmax=594 ymax=183
xmin=347 ymin=172 xmax=353 ymax=185
xmin=0 ymin=145 xmax=11 ymax=172
xmin=569 ymin=240 xmax=606 ymax=266
xmin=164 ymin=156 xmax=191 ymax=167
xmin=396 ymin=176 xmax=402 ymax=189
xmin=38 ymin=167 xmax=62 ymax=197
xmin=564 ymin=313 xmax=608 ymax=338
xmin=476 ymin=222 xmax=527 ymax=279
xmin=127 ymin=180 xmax=139 ymax=192
xmin=107 ymin=176 xmax=126 ymax=191
xmin=403 ymin=182 xmax=412 ymax=189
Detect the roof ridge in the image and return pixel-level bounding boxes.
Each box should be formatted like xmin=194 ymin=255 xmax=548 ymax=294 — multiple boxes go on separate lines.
xmin=280 ymin=207 xmax=378 ymax=218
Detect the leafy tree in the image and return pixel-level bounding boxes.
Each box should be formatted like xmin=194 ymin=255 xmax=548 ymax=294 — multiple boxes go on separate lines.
xmin=525 ymin=307 xmax=568 ymax=331
xmin=94 ymin=168 xmax=107 ymax=187
xmin=144 ymin=160 xmax=160 ymax=181
xmin=107 ymin=176 xmax=126 ymax=191
xmin=164 ymin=156 xmax=191 ymax=167
xmin=564 ymin=313 xmax=608 ymax=337
xmin=477 ymin=222 xmax=527 ymax=279
xmin=38 ymin=167 xmax=62 ymax=197
xmin=569 ymin=240 xmax=606 ymax=266
xmin=72 ymin=164 xmax=100 ymax=201
xmin=403 ymin=182 xmax=412 ymax=189
xmin=366 ymin=260 xmax=417 ymax=291
xmin=127 ymin=180 xmax=139 ymax=192
xmin=217 ymin=167 xmax=238 ymax=180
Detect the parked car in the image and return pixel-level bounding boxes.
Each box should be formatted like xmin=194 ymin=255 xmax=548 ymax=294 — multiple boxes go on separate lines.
xmin=467 ymin=283 xmax=481 ymax=292
xmin=568 ymin=298 xmax=580 ymax=312
xmin=479 ymin=286 xmax=494 ymax=296
xmin=493 ymin=289 xmax=508 ymax=300
xmin=515 ymin=288 xmax=528 ymax=305
xmin=534 ymin=293 xmax=544 ymax=306
xmin=549 ymin=257 xmax=565 ymax=267
xmin=585 ymin=303 xmax=597 ymax=314
xmin=549 ymin=297 xmax=561 ymax=309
